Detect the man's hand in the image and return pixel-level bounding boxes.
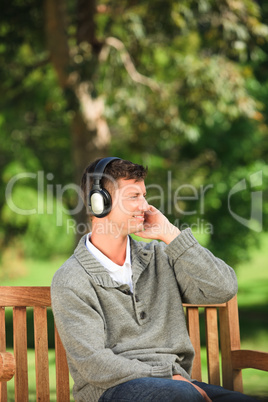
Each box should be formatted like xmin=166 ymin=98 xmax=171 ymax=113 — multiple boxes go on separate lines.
xmin=172 ymin=375 xmax=212 ymax=402
xmin=135 ymin=205 xmax=180 ymax=244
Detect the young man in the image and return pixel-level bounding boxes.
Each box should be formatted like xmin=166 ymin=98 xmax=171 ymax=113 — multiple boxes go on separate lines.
xmin=51 ymin=157 xmax=256 ymax=402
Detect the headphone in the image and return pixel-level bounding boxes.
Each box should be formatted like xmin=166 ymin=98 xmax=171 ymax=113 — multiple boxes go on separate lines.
xmin=88 ymin=157 xmax=121 ymax=218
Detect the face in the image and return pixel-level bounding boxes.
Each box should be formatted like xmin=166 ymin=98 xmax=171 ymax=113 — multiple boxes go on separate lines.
xmin=106 ymin=178 xmax=149 ymax=237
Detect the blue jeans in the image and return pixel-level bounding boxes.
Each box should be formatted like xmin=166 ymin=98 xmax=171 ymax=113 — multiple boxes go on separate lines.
xmin=99 ymin=377 xmax=258 ymax=401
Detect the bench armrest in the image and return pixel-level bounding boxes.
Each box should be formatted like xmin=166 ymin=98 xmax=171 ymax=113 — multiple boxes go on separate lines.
xmin=231 ymin=350 xmax=268 ymax=371
xmin=0 ymin=352 xmax=16 ymax=382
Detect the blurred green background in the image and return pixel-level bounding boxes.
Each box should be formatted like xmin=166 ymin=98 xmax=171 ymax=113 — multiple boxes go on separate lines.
xmin=0 ymin=0 xmax=268 ymax=400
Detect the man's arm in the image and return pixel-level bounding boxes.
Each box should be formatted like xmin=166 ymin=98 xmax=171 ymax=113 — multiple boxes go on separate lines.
xmin=136 ymin=205 xmax=238 ymax=304
xmin=166 ymin=229 xmax=238 ymax=304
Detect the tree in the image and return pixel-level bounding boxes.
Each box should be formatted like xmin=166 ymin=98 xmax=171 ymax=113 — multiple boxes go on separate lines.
xmin=0 ymin=0 xmax=267 ymax=266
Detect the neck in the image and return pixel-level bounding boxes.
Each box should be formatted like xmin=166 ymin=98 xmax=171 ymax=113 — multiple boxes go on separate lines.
xmin=90 ymin=223 xmax=128 ymax=265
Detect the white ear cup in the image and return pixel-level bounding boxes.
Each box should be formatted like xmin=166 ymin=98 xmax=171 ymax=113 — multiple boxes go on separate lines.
xmin=91 ymin=193 xmax=105 ymax=215
xmin=88 ymin=157 xmax=120 ymax=217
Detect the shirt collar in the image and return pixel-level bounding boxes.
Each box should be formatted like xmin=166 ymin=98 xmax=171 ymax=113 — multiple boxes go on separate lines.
xmin=85 ymin=233 xmax=131 ymax=273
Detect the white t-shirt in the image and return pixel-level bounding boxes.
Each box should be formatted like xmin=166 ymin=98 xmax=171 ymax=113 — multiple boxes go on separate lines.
xmin=85 ymin=234 xmax=133 ymax=292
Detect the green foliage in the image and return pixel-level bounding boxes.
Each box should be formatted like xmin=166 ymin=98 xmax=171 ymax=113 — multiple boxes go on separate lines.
xmin=0 ymin=15 xmax=74 ymax=263
xmin=100 ymin=0 xmax=268 ymax=265
xmin=1 ymin=161 xmax=74 ymax=260
xmin=0 ymin=0 xmax=268 ymax=272
xmin=2 ymin=187 xmax=74 ymax=259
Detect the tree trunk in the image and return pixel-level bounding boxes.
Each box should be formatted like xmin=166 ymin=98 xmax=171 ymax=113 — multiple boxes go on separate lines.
xmin=71 ymin=107 xmax=109 ymax=238
xmin=44 ymin=0 xmax=111 ymax=241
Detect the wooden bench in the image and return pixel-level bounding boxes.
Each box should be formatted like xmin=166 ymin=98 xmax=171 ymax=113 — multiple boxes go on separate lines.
xmin=0 ymin=286 xmax=267 ymax=401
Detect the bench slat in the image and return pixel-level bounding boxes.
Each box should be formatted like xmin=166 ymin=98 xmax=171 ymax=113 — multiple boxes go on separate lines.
xmin=0 ymin=287 xmax=51 ymax=307
xmin=0 ymin=307 xmax=7 ymax=402
xmin=219 ymin=296 xmax=243 ymax=392
xmin=205 ymin=307 xmax=220 ymax=385
xmin=34 ymin=306 xmax=50 ymax=401
xmin=55 ymin=325 xmax=70 ymax=402
xmin=183 ymin=303 xmax=227 ymax=308
xmin=187 ymin=307 xmax=202 ymax=381
xmin=13 ymin=307 xmax=29 ymax=402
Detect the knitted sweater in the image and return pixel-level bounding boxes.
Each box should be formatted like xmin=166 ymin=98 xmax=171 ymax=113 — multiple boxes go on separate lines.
xmin=51 ymin=228 xmax=238 ymax=402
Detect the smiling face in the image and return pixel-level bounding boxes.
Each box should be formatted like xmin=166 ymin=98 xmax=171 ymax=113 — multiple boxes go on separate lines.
xmin=105 ymin=178 xmax=149 ymax=237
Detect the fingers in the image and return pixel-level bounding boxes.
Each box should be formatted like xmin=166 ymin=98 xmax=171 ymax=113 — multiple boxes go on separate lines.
xmin=192 ymin=384 xmax=212 ymax=402
xmin=172 ymin=375 xmax=212 ymax=402
xmin=145 ymin=205 xmax=160 ymax=215
xmin=133 ymin=231 xmax=147 ymax=238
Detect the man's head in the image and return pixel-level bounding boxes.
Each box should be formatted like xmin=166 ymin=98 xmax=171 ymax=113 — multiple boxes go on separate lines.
xmin=81 ymin=158 xmax=148 ymax=219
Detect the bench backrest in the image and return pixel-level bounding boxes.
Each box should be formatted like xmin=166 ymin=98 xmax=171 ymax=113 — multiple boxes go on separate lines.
xmin=0 ymin=286 xmax=243 ymax=402
xmin=0 ymin=287 xmax=70 ymax=402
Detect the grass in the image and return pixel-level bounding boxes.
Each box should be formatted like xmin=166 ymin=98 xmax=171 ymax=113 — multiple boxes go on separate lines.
xmin=1 ymin=234 xmax=268 ymax=400
xmin=0 ymin=255 xmax=67 ymax=287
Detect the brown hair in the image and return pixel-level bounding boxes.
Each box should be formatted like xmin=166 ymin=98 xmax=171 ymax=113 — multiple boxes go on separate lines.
xmin=80 ymin=158 xmax=148 ymax=206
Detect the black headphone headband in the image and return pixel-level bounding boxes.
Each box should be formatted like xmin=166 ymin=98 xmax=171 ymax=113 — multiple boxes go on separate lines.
xmin=93 ymin=157 xmax=121 ymax=184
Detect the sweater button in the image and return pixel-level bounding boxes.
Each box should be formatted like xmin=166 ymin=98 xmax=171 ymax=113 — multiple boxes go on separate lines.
xmin=140 ymin=311 xmax=146 ymax=320
xmin=123 ymin=290 xmax=131 ymax=295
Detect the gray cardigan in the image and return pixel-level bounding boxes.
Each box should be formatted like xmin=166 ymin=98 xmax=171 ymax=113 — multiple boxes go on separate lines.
xmin=51 ymin=228 xmax=237 ymax=402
